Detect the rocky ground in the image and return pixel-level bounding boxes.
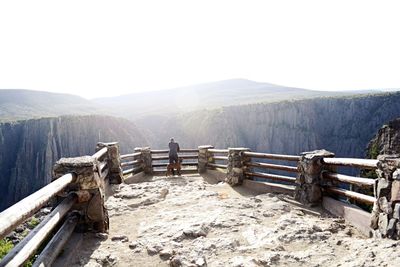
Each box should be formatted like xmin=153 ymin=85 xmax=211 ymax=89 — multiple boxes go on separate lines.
xmin=69 ymin=174 xmax=399 ymax=267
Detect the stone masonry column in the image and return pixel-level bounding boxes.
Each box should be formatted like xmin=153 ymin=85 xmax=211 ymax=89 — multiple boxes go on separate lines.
xmin=96 ymin=142 xmax=123 ymax=184
xmin=53 ymin=156 xmax=109 ymax=232
xmin=295 ymin=149 xmax=335 ymax=206
xmin=371 ymin=155 xmax=400 ymax=238
xmin=198 ymin=145 xmax=214 ymax=173
xmin=135 ymin=147 xmax=153 ymax=174
xmin=226 ymin=147 xmax=251 ymax=186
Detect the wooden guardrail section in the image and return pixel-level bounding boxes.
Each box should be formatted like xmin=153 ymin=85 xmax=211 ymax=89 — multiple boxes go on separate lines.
xmin=0 ymin=142 xmax=120 ymax=267
xmin=322 ymin=158 xmax=377 ymax=205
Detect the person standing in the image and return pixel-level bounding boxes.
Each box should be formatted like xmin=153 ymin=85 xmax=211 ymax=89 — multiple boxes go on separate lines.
xmin=168 ymin=138 xmax=180 ymax=165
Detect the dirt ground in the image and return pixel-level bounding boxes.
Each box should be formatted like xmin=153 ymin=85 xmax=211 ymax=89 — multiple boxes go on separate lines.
xmin=67 ymin=173 xmax=399 ymax=267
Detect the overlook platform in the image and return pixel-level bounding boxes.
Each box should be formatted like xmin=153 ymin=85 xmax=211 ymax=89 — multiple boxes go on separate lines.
xmin=63 ymin=172 xmax=398 ymax=267
xmin=1 ymin=143 xmax=399 ymax=267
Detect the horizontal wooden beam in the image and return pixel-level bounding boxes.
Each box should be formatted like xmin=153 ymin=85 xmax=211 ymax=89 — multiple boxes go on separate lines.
xmin=180 ymin=149 xmax=199 ymax=153
xmin=324 ymin=186 xmax=376 ymax=205
xmin=0 ymin=173 xmax=76 ymax=240
xmin=0 ymin=195 xmax=77 ymax=266
xmin=246 ymin=161 xmax=298 ymax=173
xmin=120 ymin=152 xmax=141 ymax=160
xmin=152 ymin=156 xmax=169 ymax=161
xmin=151 ymin=149 xmax=199 ymax=154
xmin=180 ymin=155 xmax=198 ymax=159
xmin=322 ymin=158 xmax=378 ymax=169
xmin=243 ymin=151 xmax=300 ymax=161
xmin=92 ymin=147 xmax=108 ymax=160
xmin=213 ymin=156 xmax=228 ymax=161
xmin=245 ymin=171 xmax=296 ymax=183
xmin=322 ymin=172 xmax=375 ymax=187
xmin=32 ymin=215 xmax=79 ymax=267
xmin=181 ymin=162 xmax=198 ymax=166
xmin=122 ymin=166 xmax=142 ymax=176
xmin=152 ymin=162 xmax=168 ymax=167
xmin=208 ymin=149 xmax=228 ymax=153
xmin=121 ymin=159 xmax=142 ymax=167
xmin=207 ymin=163 xmax=228 ymax=169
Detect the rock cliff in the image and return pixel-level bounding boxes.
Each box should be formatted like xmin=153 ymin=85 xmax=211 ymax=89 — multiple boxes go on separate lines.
xmin=138 ymin=92 xmax=400 ymax=159
xmin=367 ymin=118 xmax=400 ymax=158
xmin=0 ymin=115 xmax=148 ymax=211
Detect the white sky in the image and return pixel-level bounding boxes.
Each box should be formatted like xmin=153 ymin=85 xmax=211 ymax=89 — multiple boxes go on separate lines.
xmin=0 ymin=0 xmax=399 ymax=98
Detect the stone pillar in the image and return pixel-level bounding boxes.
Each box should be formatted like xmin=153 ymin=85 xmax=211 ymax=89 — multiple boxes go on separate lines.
xmin=226 ymin=147 xmax=251 ymax=186
xmin=96 ymin=142 xmax=123 ymax=184
xmin=198 ymin=145 xmax=214 ymax=173
xmin=136 ymin=147 xmax=153 ymax=174
xmin=371 ymin=155 xmax=400 ymax=238
xmin=295 ymin=149 xmax=335 ymax=206
xmin=53 ymin=156 xmax=109 ymax=232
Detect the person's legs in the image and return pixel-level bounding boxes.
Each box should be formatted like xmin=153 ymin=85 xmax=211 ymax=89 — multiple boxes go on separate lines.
xmin=169 ymin=156 xmax=175 ymax=175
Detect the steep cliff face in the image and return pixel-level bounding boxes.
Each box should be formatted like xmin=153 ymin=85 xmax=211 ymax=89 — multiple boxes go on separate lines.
xmin=138 ymin=92 xmax=400 ymax=158
xmin=367 ymin=118 xmax=400 ymax=158
xmin=0 ymin=115 xmax=148 ymax=211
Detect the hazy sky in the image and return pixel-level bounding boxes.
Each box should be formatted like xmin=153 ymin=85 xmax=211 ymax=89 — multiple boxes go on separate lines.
xmin=0 ymin=0 xmax=399 ymax=98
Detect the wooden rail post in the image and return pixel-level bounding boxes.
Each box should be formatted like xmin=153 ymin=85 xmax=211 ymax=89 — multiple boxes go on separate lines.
xmin=96 ymin=142 xmax=123 ymax=184
xmin=198 ymin=145 xmax=214 ymax=173
xmin=53 ymin=156 xmax=109 ymax=232
xmin=295 ymin=149 xmax=335 ymax=206
xmin=371 ymin=155 xmax=400 ymax=238
xmin=136 ymin=147 xmax=153 ymax=174
xmin=226 ymin=147 xmax=251 ymax=186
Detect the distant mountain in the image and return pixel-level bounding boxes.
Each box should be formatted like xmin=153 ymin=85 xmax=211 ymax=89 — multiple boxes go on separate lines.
xmin=93 ymin=79 xmax=370 ymax=119
xmin=0 ymin=80 xmax=390 ymax=122
xmin=0 ymin=89 xmax=104 ymax=122
xmin=0 ymin=115 xmax=148 ymax=211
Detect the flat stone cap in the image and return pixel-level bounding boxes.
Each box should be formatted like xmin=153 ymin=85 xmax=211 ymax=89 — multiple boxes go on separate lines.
xmin=198 ymin=145 xmax=214 ymax=149
xmin=55 ymin=156 xmax=95 ymax=167
xmin=97 ymin=142 xmax=118 ymax=147
xmin=301 ymin=149 xmax=335 ymax=159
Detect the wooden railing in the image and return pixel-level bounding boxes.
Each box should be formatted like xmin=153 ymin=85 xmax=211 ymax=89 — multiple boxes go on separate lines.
xmin=244 ymin=151 xmax=299 ymax=187
xmin=321 ymin=158 xmax=377 ymax=205
xmin=120 ymin=151 xmax=143 ymax=176
xmin=0 ymin=146 xmax=112 ymax=267
xmin=151 ymin=149 xmax=199 ymax=172
xmin=207 ymin=148 xmax=228 ymax=169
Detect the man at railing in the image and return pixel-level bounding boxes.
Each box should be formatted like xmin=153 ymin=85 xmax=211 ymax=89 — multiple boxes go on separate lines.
xmin=168 ymin=138 xmax=180 ymax=175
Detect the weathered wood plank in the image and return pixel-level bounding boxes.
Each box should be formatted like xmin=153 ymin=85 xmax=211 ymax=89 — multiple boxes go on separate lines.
xmin=322 ymin=158 xmax=378 ymax=169
xmin=243 ymin=152 xmax=300 ymax=161
xmin=245 ymin=171 xmax=296 ymax=183
xmin=246 ymin=162 xmax=298 ymax=173
xmin=323 ymin=172 xmax=375 ymax=187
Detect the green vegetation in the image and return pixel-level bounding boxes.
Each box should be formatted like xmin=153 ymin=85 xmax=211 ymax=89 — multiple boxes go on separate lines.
xmin=27 ymin=217 xmax=40 ymax=229
xmin=0 ymin=238 xmax=13 ymax=259
xmin=369 ymin=143 xmax=380 ymax=159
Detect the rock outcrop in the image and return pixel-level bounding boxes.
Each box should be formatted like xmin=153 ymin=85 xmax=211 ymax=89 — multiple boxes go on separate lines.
xmin=367 ymin=118 xmax=400 ymax=158
xmin=0 ymin=115 xmax=148 ymax=211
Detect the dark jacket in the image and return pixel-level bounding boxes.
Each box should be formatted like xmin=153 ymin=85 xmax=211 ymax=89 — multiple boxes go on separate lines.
xmin=169 ymin=141 xmax=180 ymax=156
